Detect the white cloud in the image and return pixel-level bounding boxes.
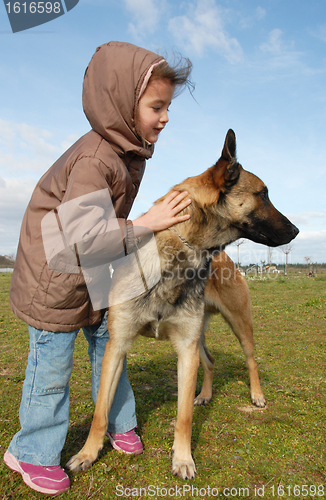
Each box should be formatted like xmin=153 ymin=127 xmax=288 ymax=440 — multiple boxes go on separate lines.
xmin=260 ymin=29 xmax=287 ymax=54
xmin=0 ymin=177 xmax=37 ymax=254
xmin=259 ymin=29 xmax=303 ymax=69
xmin=168 ymin=0 xmax=243 ymax=63
xmin=0 ymin=119 xmax=77 ymax=178
xmin=294 ymin=230 xmax=326 ymax=263
xmin=60 ymin=133 xmax=80 ymax=152
xmin=311 ymin=23 xmax=326 ymax=43
xmin=225 ymin=230 xmax=326 ymax=265
xmin=0 ymin=119 xmax=56 ymax=155
xmin=0 ymin=177 xmax=34 ymax=213
xmin=296 ymin=229 xmax=326 ymax=241
xmin=0 ymin=121 xmax=79 ymax=254
xmin=122 ymin=0 xmax=162 ymax=38
xmin=255 ymin=6 xmax=266 ymax=21
xmin=288 ymin=211 xmax=326 ymax=228
xmin=239 ymin=6 xmax=266 ymax=29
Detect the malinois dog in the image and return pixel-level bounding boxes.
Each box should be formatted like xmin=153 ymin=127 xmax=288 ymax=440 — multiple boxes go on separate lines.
xmin=67 ymin=129 xmax=299 ymax=480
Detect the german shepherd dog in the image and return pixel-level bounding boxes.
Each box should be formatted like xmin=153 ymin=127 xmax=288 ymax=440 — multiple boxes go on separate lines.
xmin=67 ymin=130 xmax=299 ymax=480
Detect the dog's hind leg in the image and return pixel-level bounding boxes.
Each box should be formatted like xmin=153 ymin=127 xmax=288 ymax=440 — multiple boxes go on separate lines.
xmin=222 ymin=302 xmax=266 ymax=407
xmin=194 ymin=315 xmax=215 ymax=406
xmin=67 ymin=336 xmax=129 ymax=471
xmin=171 ymin=327 xmax=201 ymax=480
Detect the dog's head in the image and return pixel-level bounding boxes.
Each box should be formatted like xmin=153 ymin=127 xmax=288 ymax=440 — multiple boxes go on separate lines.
xmin=173 ymin=129 xmax=299 ymax=249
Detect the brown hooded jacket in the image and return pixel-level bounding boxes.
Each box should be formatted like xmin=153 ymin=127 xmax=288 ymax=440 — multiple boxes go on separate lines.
xmin=9 ymin=41 xmax=164 ymax=332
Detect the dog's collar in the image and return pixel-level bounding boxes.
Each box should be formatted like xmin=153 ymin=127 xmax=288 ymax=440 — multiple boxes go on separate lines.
xmin=168 ymin=227 xmax=219 ymax=266
xmin=168 ymin=227 xmax=197 ymax=251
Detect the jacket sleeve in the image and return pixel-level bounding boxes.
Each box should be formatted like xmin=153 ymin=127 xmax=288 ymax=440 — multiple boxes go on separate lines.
xmin=41 ymin=155 xmax=161 ymax=311
xmin=41 ymin=156 xmax=136 ymax=274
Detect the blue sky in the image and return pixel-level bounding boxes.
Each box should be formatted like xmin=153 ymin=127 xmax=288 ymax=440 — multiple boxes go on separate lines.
xmin=1 ymin=0 xmax=326 ymax=264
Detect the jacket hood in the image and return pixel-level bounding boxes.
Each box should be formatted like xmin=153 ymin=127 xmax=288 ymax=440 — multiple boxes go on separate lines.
xmin=82 ymin=41 xmax=164 ymax=159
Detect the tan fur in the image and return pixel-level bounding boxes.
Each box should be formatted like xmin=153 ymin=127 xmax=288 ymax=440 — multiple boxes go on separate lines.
xmin=67 ymin=130 xmax=298 ymax=481
xmin=195 ymin=251 xmax=265 ymax=407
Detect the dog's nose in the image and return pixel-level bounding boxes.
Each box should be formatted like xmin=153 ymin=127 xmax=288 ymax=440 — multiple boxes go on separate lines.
xmin=288 ymin=223 xmax=299 ymax=239
xmin=292 ymin=224 xmax=300 ymax=237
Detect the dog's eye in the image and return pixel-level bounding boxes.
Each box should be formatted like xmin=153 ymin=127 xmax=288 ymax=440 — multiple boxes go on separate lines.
xmin=260 ymin=189 xmax=269 ymax=201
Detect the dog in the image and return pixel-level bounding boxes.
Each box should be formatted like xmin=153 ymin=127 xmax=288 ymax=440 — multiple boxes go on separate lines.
xmin=67 ymin=129 xmax=299 ymax=480
xmin=196 ymin=250 xmax=266 ymax=409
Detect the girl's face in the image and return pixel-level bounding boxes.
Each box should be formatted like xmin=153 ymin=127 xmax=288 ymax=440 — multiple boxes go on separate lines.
xmin=136 ymin=78 xmax=175 ymax=144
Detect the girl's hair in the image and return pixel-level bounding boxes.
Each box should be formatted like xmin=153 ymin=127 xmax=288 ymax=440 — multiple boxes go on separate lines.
xmin=150 ymin=56 xmax=195 ymax=98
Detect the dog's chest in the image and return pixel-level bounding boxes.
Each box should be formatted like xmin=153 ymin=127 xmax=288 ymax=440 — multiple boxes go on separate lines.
xmin=137 ymin=269 xmax=207 ymax=340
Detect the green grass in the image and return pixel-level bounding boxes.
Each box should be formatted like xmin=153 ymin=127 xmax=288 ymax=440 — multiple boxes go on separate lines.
xmin=0 ymin=272 xmax=325 ymax=499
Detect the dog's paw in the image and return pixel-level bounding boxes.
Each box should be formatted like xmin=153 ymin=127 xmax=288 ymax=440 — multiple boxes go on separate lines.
xmin=251 ymin=393 xmax=266 ymax=408
xmin=66 ymin=451 xmax=97 ymax=472
xmin=194 ymin=395 xmax=211 ymax=406
xmin=172 ymin=457 xmax=196 ymax=480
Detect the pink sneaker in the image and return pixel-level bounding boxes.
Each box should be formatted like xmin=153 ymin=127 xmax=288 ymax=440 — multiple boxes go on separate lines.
xmin=106 ymin=428 xmax=143 ymax=455
xmin=4 ymin=450 xmax=70 ymax=495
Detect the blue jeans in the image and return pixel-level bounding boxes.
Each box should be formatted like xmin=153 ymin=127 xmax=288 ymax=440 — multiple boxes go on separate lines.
xmin=8 ymin=312 xmax=137 ymax=466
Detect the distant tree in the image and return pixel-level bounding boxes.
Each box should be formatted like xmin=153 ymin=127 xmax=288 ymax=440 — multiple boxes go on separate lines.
xmin=0 ymin=255 xmax=15 ymax=267
xmin=234 ymin=239 xmax=245 ymax=269
xmin=280 ymin=245 xmax=293 ymax=275
xmin=304 ymin=256 xmax=312 ymax=275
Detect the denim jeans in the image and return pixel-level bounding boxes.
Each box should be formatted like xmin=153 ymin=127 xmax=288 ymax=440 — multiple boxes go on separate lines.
xmin=8 ymin=312 xmax=137 ymax=466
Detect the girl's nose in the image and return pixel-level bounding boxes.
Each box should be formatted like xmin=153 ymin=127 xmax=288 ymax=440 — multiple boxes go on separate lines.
xmin=160 ymin=109 xmax=169 ymax=124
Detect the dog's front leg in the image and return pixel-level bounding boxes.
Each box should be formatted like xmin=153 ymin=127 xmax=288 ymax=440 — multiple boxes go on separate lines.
xmin=172 ymin=339 xmax=200 ymax=480
xmin=194 ymin=320 xmax=215 ymax=406
xmin=67 ymin=338 xmax=126 ymax=471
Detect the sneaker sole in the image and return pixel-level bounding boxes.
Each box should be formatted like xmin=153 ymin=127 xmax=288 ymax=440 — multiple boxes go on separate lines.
xmin=4 ymin=450 xmax=69 ymax=496
xmin=107 ymin=434 xmax=143 ymax=455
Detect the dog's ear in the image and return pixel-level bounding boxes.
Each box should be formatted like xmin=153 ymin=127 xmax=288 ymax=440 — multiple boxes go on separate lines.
xmin=222 ymin=129 xmax=237 ymax=162
xmin=225 ymin=161 xmax=240 ymax=186
xmin=212 ymin=129 xmax=240 ymax=190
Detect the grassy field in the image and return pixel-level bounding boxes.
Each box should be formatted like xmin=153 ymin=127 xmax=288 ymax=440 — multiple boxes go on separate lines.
xmin=0 ymin=272 xmax=325 ymax=499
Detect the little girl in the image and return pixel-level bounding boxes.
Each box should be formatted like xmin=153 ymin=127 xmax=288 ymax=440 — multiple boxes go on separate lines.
xmin=4 ymin=41 xmax=193 ymax=495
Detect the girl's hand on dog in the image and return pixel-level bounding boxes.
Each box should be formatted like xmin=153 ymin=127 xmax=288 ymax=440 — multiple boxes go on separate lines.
xmin=133 ymin=191 xmax=191 ymax=232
